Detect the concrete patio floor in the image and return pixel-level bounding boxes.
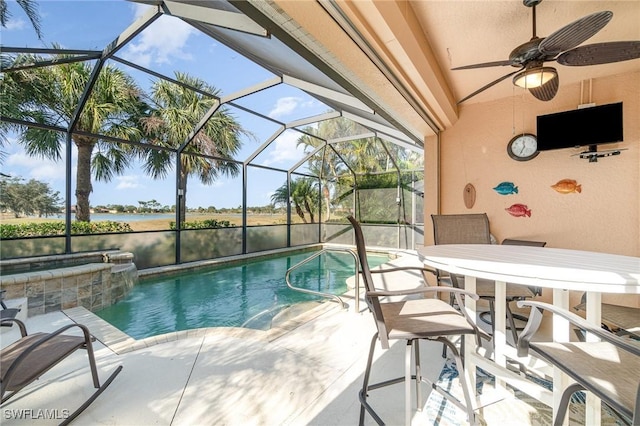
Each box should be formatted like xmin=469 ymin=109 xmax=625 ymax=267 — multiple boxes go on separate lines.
xmin=0 ymin=254 xmax=577 ymax=426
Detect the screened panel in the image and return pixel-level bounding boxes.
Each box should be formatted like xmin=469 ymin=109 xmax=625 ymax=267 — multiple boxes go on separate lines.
xmin=71 ymin=232 xmax=176 ymax=270
xmin=0 ymin=237 xmax=66 ymax=259
xmin=321 ymin=224 xmax=353 ymax=245
xmin=246 ymin=166 xmax=286 ymax=225
xmin=356 ymin=187 xmax=401 ymax=224
xmin=0 ymin=135 xmax=66 ymax=237
xmin=246 ymin=225 xmax=287 ymax=253
xmin=290 ymin=223 xmax=320 ymax=247
xmin=180 ymin=228 xmax=242 ymax=262
xmin=78 ymin=146 xmax=176 ymax=232
xmin=361 ymin=224 xmax=399 ymax=248
xmin=289 ymin=174 xmax=320 ymax=225
xmin=180 ymin=152 xmax=243 ymax=228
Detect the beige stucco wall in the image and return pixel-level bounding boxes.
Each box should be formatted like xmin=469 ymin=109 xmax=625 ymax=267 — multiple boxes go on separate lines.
xmin=425 ymin=71 xmax=639 ymax=307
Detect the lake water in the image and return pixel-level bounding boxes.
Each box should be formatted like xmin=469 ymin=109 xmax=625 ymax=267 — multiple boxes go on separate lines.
xmin=90 ymin=213 xmax=242 ymax=222
xmin=91 ymin=213 xmax=175 ymax=222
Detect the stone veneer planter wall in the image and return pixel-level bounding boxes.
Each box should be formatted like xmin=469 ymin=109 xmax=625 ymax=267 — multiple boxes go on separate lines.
xmin=0 ymin=251 xmax=137 ymax=316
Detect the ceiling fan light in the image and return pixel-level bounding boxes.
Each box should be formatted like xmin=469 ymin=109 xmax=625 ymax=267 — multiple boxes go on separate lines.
xmin=513 ymin=67 xmax=558 ymax=89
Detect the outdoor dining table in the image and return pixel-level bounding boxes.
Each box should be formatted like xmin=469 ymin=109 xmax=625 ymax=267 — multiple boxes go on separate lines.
xmin=418 ymin=243 xmax=640 ymax=425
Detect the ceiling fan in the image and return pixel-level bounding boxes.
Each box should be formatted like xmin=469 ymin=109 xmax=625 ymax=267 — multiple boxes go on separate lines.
xmin=454 ymin=0 xmax=640 ymax=104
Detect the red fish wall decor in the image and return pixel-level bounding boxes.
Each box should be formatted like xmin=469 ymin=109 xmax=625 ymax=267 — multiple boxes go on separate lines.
xmin=551 ymin=179 xmax=582 ymax=194
xmin=506 ymin=204 xmax=531 ymax=218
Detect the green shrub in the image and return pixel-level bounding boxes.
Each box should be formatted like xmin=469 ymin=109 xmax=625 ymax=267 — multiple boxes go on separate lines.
xmin=0 ymin=221 xmax=133 ymax=238
xmin=169 ymin=219 xmax=233 ymax=230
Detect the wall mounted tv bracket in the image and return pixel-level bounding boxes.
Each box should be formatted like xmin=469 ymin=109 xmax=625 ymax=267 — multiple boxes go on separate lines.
xmin=576 ymin=145 xmax=623 ymax=163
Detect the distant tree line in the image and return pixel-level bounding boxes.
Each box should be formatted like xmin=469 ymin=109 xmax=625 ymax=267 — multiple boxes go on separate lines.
xmin=0 ymin=176 xmax=62 ymax=218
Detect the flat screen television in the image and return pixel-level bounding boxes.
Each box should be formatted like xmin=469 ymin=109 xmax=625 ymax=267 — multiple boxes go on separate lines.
xmin=536 ymin=102 xmax=623 ymax=151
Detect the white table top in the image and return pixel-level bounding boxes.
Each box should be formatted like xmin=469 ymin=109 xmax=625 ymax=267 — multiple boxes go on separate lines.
xmin=418 ymin=244 xmax=640 ymax=293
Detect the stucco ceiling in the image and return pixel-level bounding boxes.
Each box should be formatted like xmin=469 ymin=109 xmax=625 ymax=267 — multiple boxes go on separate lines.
xmin=312 ymin=0 xmax=640 ymax=136
xmin=410 ymin=0 xmax=640 ymax=106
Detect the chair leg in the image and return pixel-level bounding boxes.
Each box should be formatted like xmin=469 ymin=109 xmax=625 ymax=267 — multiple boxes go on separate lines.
xmin=442 ymin=338 xmax=477 ymax=425
xmin=405 ymin=341 xmax=413 ymax=426
xmin=359 ymin=333 xmax=380 ymax=425
xmin=443 ymin=291 xmax=457 ymax=359
xmin=553 ymin=382 xmax=584 ymax=426
xmin=505 ymin=302 xmax=520 ymax=345
xmin=489 ymin=299 xmax=496 ymax=338
xmin=414 ymin=341 xmax=422 ymax=412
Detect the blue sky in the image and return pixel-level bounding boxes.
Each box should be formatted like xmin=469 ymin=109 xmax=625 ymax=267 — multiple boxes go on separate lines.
xmin=2 ymin=0 xmax=330 ymax=209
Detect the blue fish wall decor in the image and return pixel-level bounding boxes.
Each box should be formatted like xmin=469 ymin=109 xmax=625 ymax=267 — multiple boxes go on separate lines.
xmin=493 ymin=181 xmax=518 ymax=195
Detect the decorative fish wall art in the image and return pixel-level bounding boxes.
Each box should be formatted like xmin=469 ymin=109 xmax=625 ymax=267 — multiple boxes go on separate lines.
xmin=493 ymin=181 xmax=518 ymax=195
xmin=551 ymin=179 xmax=582 ymax=194
xmin=506 ymin=204 xmax=531 ymax=217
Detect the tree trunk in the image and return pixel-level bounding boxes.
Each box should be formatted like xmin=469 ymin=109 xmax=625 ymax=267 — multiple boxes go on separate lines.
xmin=74 ymin=138 xmax=95 ymax=222
xmin=179 ymin=171 xmax=188 ymax=224
xmin=295 ymin=204 xmax=307 ymax=223
xmin=322 ymin=185 xmax=330 ymax=221
xmin=304 ymin=199 xmax=314 ymax=223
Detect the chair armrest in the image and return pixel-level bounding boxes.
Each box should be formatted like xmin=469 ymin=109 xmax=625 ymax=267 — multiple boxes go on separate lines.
xmin=516 ymin=300 xmax=640 ymax=358
xmin=369 ymin=266 xmax=437 ymax=276
xmin=0 ymin=317 xmax=28 ymax=337
xmin=368 ymin=285 xmax=479 ymax=300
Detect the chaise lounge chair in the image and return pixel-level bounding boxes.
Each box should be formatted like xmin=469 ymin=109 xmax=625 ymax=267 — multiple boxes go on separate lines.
xmin=1 ymin=318 xmax=122 ymax=425
xmin=0 ymin=290 xmax=20 ymax=324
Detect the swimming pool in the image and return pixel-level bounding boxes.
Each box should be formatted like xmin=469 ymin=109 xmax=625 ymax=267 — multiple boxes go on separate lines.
xmin=96 ymin=250 xmax=389 ymax=339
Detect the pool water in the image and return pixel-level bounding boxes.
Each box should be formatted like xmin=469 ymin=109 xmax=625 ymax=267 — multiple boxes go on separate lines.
xmin=96 ymin=251 xmax=388 ymax=339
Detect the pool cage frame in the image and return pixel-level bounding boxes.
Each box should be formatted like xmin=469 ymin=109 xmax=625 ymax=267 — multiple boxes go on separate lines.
xmin=0 ymin=1 xmax=425 ymax=269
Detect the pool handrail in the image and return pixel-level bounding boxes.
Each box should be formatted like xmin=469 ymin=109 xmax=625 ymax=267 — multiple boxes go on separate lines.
xmin=285 ymin=247 xmax=360 ymax=312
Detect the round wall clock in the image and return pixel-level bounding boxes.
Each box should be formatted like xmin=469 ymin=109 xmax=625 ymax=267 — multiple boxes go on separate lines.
xmin=507 ymin=133 xmax=539 ymax=161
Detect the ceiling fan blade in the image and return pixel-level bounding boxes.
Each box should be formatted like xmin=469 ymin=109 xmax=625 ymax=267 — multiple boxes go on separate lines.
xmin=457 ymin=68 xmax=523 ymax=104
xmin=452 ymin=60 xmax=514 ymax=70
xmin=528 ymin=74 xmax=559 ymax=101
xmin=539 ymin=11 xmax=612 ymax=55
xmin=557 ymin=41 xmax=640 ymax=66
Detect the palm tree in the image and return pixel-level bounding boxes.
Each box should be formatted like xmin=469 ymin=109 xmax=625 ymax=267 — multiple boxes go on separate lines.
xmin=0 ymin=0 xmax=42 ymax=39
xmin=1 ymin=53 xmax=146 ymax=221
xmin=271 ymin=178 xmax=319 ymax=223
xmin=139 ymin=72 xmax=247 ymax=224
xmin=296 ymin=117 xmax=387 ymax=220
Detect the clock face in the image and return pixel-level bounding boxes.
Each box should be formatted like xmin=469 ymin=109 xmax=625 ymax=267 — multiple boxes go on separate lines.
xmin=507 ymin=133 xmax=539 ymax=161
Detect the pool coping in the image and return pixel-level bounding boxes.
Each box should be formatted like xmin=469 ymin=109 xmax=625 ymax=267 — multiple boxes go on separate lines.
xmin=63 ymin=296 xmax=347 ymax=354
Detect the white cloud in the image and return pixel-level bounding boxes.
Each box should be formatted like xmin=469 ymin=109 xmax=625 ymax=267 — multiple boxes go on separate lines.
xmin=268 ymin=97 xmax=323 ymax=120
xmin=121 ymin=5 xmax=197 ymax=68
xmin=4 ymin=19 xmax=26 ymax=31
xmin=115 ymin=175 xmax=144 ymax=190
xmin=262 ymin=132 xmax=305 ymax=166
xmin=268 ymin=97 xmax=301 ymax=119
xmin=6 ymin=152 xmax=63 ymax=181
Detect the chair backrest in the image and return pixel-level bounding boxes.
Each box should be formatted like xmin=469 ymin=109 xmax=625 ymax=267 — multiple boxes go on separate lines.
xmin=347 ymin=216 xmax=389 ymax=343
xmin=431 ymin=213 xmax=491 ymax=245
xmin=502 ymin=238 xmax=546 ymax=247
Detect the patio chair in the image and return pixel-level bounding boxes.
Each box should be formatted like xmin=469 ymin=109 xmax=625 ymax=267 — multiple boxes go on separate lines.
xmin=574 ymin=293 xmax=640 ymax=340
xmin=431 ymin=214 xmax=545 ymax=345
xmin=517 ymin=301 xmax=640 ymax=426
xmin=1 ymin=318 xmax=122 ymax=425
xmin=0 ymin=290 xmax=20 ymax=325
xmin=348 ymin=216 xmax=483 ymax=425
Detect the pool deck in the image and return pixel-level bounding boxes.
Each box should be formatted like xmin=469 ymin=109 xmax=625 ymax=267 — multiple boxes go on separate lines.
xmin=0 ymin=252 xmax=562 ymax=425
